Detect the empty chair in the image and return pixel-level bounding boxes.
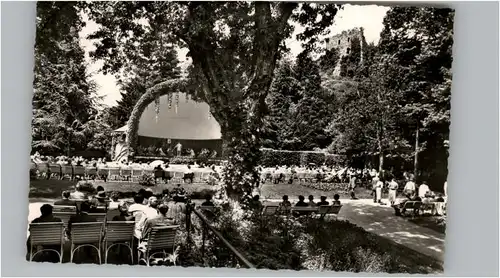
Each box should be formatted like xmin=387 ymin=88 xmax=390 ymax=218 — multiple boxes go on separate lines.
xmin=138 ymin=225 xmax=179 ymax=266
xmin=193 ymin=172 xmax=203 ymax=183
xmin=48 ymin=164 xmax=61 ymax=179
xmin=61 ymin=165 xmax=73 ymax=180
xmin=104 ymin=221 xmax=135 ymax=264
xmin=131 ymin=167 xmax=143 ymax=182
xmin=108 ymin=167 xmax=121 ymax=181
xmin=85 ymin=167 xmax=98 ymax=180
xmin=36 ymin=163 xmax=50 ymax=179
xmin=262 ymin=205 xmax=279 ymax=216
xmin=317 ymin=205 xmax=343 ymax=220
xmin=28 ymin=222 xmax=65 ymax=263
xmin=120 ymin=168 xmax=132 ymax=181
xmin=69 ymin=222 xmax=104 ymax=264
xmin=73 ymin=165 xmax=85 ymax=180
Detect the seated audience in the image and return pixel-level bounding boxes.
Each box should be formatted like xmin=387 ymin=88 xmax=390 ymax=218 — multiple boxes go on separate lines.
xmin=112 ymin=201 xmax=134 ymax=221
xmin=172 ymin=184 xmax=187 ymax=202
xmin=332 ymin=194 xmax=341 ymax=205
xmin=308 ymin=195 xmax=316 ymax=207
xmin=317 ymin=196 xmax=329 ymax=206
xmin=54 ymin=191 xmax=77 ymax=207
xmin=201 ymin=194 xmax=215 ymax=206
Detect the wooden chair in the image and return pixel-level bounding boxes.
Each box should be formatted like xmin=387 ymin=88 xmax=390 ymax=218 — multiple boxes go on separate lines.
xmin=53 ymin=212 xmax=75 ymax=228
xmin=120 ymin=168 xmax=132 ymax=181
xmin=104 ymin=221 xmax=135 ymax=264
xmin=402 ymin=201 xmax=422 ymax=217
xmin=69 ymin=222 xmax=104 ymax=264
xmin=88 ymin=213 xmax=107 ymax=224
xmin=317 ymin=205 xmax=343 ymax=220
xmin=131 ymin=168 xmax=143 ymax=182
xmin=193 ymin=172 xmax=203 ymax=183
xmin=28 ymin=222 xmax=65 ymax=263
xmin=291 ymin=206 xmax=318 ymax=217
xmin=73 ymin=165 xmax=85 ymax=180
xmin=97 ymin=168 xmax=109 ymax=181
xmin=106 ymin=209 xmax=121 ymax=223
xmin=85 ymin=167 xmax=98 ymax=180
xmin=262 ymin=205 xmax=279 ymax=216
xmin=138 ymin=225 xmax=179 ymax=266
xmin=36 ymin=163 xmax=50 ymax=179
xmin=48 ymin=164 xmax=61 ymax=179
xmin=53 ymin=205 xmax=77 ymax=213
xmin=108 ymin=167 xmax=121 ymax=181
xmin=61 ymin=165 xmax=73 ymax=180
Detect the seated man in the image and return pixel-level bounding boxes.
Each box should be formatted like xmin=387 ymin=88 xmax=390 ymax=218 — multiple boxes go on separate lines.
xmin=27 ymin=204 xmax=62 ymax=262
xmin=295 ymin=195 xmax=308 ymax=207
xmin=201 ymin=194 xmax=215 ymax=206
xmin=54 ymin=191 xmax=77 ymax=207
xmin=32 ymin=204 xmax=62 ymax=223
xmin=67 ymin=201 xmax=97 ymax=238
xmin=332 ymin=194 xmax=341 ymax=205
xmin=70 ymin=183 xmax=87 ymax=200
xmin=317 ymin=196 xmax=330 ymax=206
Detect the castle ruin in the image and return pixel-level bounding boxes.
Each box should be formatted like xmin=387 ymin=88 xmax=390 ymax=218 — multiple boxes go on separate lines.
xmin=325 ymin=27 xmax=366 ymax=77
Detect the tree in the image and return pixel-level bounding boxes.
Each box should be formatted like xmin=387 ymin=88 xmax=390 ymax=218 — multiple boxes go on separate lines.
xmin=32 ymin=2 xmax=103 ymax=156
xmin=378 ymin=7 xmax=453 ymax=183
xmin=84 ymin=2 xmax=342 ymax=200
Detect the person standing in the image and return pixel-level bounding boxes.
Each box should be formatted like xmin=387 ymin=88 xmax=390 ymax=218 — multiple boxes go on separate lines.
xmin=349 ymin=174 xmax=358 ymax=200
xmin=403 ymin=178 xmax=417 ymax=199
xmin=375 ymin=178 xmax=384 ymax=204
xmin=443 ymin=180 xmax=448 ymax=198
xmin=175 ymin=142 xmax=182 ymax=157
xmin=388 ymin=178 xmax=399 ymax=206
xmin=372 ymin=176 xmax=380 ymax=203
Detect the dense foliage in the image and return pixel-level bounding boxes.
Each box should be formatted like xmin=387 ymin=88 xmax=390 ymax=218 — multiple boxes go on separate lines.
xmin=32 ymin=2 xmax=112 ymax=157
xmin=176 ymin=202 xmax=442 ymax=273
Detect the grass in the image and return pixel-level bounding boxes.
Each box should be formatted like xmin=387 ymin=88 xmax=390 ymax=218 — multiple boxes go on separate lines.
xmin=30 ymin=179 xmax=374 ymax=200
xmin=260 ymin=182 xmax=374 ymax=200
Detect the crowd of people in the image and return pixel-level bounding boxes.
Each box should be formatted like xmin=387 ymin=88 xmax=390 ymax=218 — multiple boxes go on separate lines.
xmin=28 ymin=182 xmax=198 ymax=264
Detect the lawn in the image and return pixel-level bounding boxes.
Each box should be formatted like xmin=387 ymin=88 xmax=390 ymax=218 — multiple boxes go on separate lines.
xmin=408 ymin=217 xmax=447 ymax=235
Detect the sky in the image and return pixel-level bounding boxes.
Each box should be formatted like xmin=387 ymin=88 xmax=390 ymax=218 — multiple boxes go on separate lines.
xmin=79 ymin=4 xmax=390 ymax=107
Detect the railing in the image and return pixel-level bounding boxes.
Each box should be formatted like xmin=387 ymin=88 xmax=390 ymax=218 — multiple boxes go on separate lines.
xmin=185 ymin=203 xmax=255 ymax=269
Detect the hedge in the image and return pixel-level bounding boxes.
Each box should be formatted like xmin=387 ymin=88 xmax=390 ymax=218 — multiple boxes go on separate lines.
xmin=260 ymin=148 xmax=345 ymax=167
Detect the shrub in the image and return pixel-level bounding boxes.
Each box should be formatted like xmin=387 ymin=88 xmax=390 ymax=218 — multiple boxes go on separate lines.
xmin=138 ymin=173 xmax=155 ymax=186
xmin=77 ymin=180 xmax=96 ymax=194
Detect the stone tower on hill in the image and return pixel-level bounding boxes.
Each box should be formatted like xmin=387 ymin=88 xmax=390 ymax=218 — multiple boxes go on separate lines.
xmin=325 ymin=27 xmax=366 ymax=77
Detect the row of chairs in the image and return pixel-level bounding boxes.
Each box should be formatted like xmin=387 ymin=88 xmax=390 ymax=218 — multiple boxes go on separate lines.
xmin=30 ymin=162 xmax=212 ymax=183
xmin=29 ymin=205 xmax=179 ymax=265
xmin=399 ymin=201 xmax=447 ymax=218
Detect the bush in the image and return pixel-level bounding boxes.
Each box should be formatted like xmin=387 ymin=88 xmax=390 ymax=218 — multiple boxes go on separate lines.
xmin=259 ymin=149 xmax=347 ymax=167
xmin=77 ymin=180 xmax=96 ymax=194
xmin=138 ymin=173 xmax=155 ymax=186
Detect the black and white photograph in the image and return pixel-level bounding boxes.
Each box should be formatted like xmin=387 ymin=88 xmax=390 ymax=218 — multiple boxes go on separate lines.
xmin=28 ymin=1 xmax=453 ymax=273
